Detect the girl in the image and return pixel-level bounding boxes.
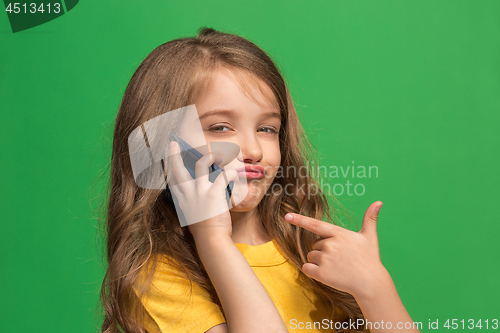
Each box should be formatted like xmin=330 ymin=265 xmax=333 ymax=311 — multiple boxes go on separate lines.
xmin=100 ymin=28 xmax=419 ymax=333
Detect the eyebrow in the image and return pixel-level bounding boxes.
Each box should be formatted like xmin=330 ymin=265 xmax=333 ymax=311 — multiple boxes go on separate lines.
xmin=199 ymin=109 xmax=282 ymax=121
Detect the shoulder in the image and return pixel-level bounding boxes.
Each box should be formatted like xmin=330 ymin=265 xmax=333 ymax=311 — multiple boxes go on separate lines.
xmin=134 ymin=254 xmax=199 ymax=301
xmin=134 ymin=254 xmax=226 ymax=333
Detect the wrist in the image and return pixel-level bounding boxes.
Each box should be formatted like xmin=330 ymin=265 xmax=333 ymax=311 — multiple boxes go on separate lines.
xmin=353 ymin=265 xmax=395 ymax=303
xmin=192 ymin=229 xmax=233 ymax=251
xmin=188 ymin=215 xmax=232 ymax=241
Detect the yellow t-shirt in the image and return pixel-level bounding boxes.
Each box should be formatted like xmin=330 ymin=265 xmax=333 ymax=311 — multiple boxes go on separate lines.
xmin=134 ymin=240 xmax=335 ymax=333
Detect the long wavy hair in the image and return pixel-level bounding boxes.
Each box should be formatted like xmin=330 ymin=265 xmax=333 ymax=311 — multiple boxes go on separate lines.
xmin=99 ymin=27 xmax=368 ymax=333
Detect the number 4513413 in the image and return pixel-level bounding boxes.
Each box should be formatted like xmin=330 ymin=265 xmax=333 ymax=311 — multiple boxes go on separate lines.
xmin=5 ymin=3 xmax=62 ymax=14
xmin=444 ymin=319 xmax=499 ymax=330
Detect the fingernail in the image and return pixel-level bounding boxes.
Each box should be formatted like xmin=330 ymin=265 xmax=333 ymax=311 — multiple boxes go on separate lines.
xmin=170 ymin=141 xmax=175 ymax=148
xmin=285 ymin=213 xmax=293 ymax=222
xmin=375 ymin=202 xmax=383 ymax=212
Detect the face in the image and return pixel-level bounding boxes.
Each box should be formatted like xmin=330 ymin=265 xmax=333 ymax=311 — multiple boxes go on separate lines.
xmin=190 ymin=68 xmax=282 ymax=212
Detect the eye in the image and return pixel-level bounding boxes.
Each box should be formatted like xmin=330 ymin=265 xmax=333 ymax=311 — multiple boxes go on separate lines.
xmin=208 ymin=124 xmax=231 ymax=133
xmin=258 ymin=126 xmax=279 ymax=134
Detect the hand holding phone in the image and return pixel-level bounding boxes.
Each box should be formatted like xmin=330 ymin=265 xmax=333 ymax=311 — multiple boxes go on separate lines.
xmin=169 ymin=134 xmax=234 ymax=203
xmin=167 ymin=134 xmax=238 ymax=228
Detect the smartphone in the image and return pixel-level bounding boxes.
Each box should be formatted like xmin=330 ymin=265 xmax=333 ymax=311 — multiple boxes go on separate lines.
xmin=169 ymin=134 xmax=233 ymax=205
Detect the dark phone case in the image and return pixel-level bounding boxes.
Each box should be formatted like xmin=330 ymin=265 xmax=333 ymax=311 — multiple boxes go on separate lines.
xmin=170 ymin=134 xmax=233 ymax=205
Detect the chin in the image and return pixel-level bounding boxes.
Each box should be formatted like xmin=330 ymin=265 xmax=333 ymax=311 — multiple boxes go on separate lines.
xmin=229 ymin=196 xmax=260 ymax=212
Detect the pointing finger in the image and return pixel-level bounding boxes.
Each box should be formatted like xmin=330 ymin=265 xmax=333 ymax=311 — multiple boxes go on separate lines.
xmin=284 ymin=213 xmax=339 ymax=238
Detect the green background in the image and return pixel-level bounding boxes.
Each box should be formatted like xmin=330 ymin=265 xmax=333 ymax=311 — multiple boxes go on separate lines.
xmin=1 ymin=1 xmax=499 ymax=332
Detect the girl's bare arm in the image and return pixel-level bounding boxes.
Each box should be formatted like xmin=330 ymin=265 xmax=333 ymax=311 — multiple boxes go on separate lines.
xmin=168 ymin=142 xmax=286 ymax=332
xmin=193 ymin=232 xmax=288 ymax=333
xmin=353 ymin=269 xmax=420 ymax=333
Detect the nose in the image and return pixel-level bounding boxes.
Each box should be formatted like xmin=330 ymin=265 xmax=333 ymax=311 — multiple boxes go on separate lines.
xmin=236 ymin=132 xmax=263 ymax=164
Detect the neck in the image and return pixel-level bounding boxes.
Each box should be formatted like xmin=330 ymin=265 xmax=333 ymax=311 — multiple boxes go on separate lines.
xmin=230 ymin=208 xmax=272 ymax=246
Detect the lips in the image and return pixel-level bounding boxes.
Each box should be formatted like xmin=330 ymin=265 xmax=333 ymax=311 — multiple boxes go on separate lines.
xmin=236 ymin=165 xmax=266 ymax=179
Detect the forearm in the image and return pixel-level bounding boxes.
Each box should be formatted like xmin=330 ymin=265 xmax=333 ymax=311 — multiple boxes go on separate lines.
xmin=194 ymin=234 xmax=287 ymax=333
xmin=354 ymin=269 xmax=420 ymax=333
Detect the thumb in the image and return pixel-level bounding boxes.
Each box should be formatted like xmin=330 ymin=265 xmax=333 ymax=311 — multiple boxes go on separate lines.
xmin=359 ymin=201 xmax=383 ymax=237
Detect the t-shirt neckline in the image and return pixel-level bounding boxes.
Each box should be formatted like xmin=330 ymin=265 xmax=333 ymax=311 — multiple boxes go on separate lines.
xmin=234 ymin=239 xmax=288 ymax=267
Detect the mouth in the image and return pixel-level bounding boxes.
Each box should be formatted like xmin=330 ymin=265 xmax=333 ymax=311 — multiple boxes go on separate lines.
xmin=236 ymin=165 xmax=266 ymax=179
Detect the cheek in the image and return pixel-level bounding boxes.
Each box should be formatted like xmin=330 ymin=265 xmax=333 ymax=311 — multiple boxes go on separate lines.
xmin=266 ymin=143 xmax=281 ymax=168
xmin=268 ymin=148 xmax=281 ymax=179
